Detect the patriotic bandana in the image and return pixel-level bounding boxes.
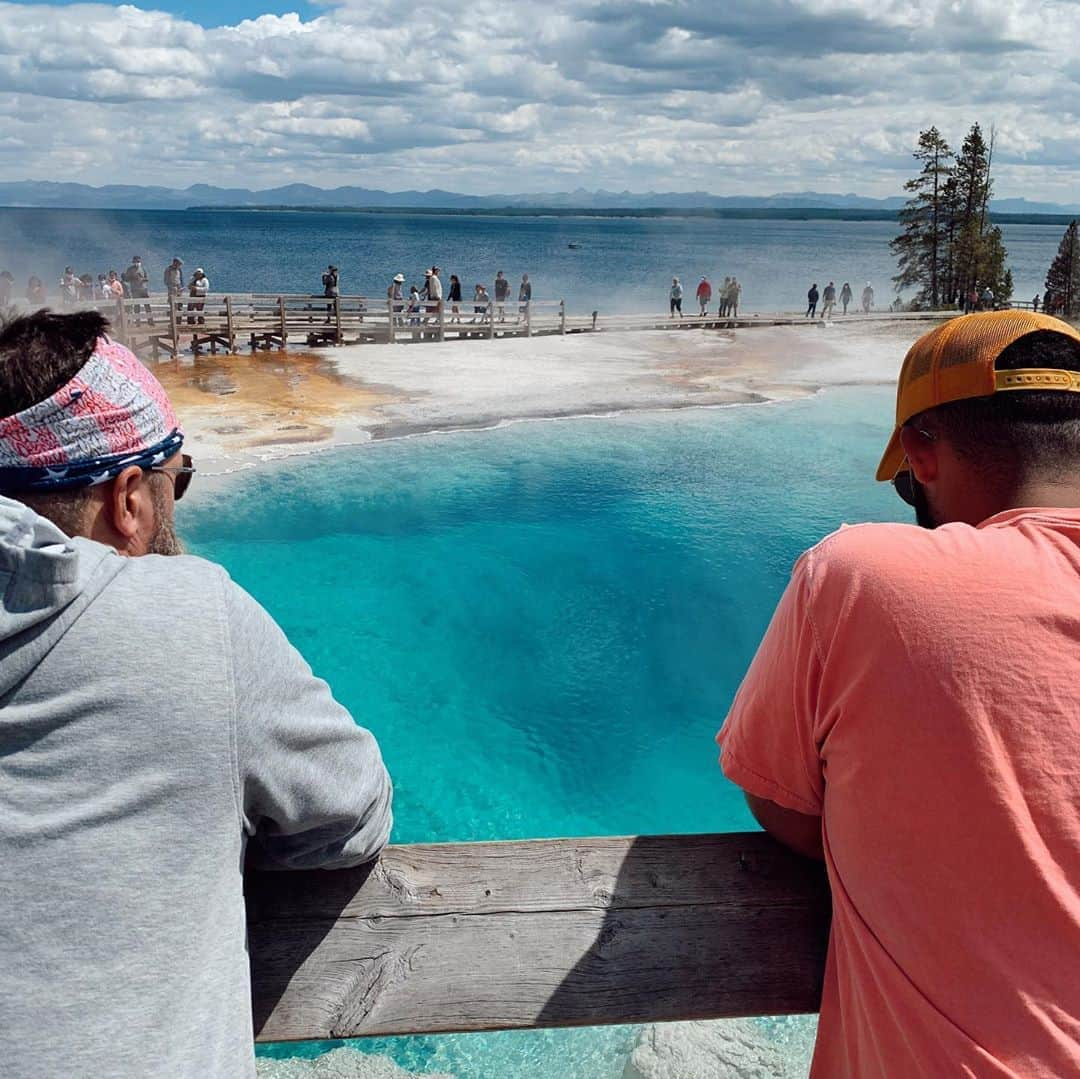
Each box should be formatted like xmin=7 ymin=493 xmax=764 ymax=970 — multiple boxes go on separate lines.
xmin=0 ymin=337 xmax=183 ymax=493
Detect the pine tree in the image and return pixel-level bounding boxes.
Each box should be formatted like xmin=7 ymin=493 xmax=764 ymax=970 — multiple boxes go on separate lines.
xmin=1045 ymin=220 xmax=1080 ymax=317
xmin=949 ymin=123 xmax=1011 ymax=304
xmin=890 ymin=127 xmax=953 ymax=308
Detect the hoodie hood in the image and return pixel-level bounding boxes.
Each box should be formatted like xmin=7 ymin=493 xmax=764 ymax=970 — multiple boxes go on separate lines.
xmin=0 ymin=495 xmax=122 ymax=696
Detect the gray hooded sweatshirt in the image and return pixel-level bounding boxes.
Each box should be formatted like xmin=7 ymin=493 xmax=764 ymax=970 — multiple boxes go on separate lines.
xmin=0 ymin=496 xmax=393 ymax=1078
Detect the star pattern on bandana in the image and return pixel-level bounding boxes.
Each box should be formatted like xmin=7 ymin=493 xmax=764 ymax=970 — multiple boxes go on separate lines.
xmin=0 ymin=337 xmax=183 ymax=492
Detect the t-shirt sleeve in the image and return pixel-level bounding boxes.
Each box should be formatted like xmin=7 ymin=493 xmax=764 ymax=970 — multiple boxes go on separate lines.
xmin=225 ymin=580 xmax=393 ymax=870
xmin=717 ymin=553 xmax=825 ymax=815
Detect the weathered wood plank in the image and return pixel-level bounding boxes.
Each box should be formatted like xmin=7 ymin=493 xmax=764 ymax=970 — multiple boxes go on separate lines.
xmin=247 ymin=832 xmax=829 ymax=1043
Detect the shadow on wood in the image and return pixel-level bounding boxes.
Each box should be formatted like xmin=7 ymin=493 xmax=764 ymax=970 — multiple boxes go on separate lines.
xmin=246 ymin=859 xmax=376 ymax=1036
xmin=245 ymin=832 xmax=830 ymax=1043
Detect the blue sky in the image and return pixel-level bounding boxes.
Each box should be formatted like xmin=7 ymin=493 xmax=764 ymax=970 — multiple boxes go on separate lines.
xmin=23 ymin=0 xmax=320 ymax=25
xmin=0 ymin=0 xmax=1078 ymax=199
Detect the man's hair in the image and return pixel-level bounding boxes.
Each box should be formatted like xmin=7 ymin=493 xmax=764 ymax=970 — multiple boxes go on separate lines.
xmin=919 ymin=332 xmax=1080 ymax=481
xmin=0 ymin=309 xmax=110 ymax=531
xmin=0 ymin=309 xmax=108 ymax=415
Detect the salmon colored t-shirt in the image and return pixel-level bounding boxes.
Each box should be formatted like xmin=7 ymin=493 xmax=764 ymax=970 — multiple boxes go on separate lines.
xmin=718 ymin=509 xmax=1080 ymax=1077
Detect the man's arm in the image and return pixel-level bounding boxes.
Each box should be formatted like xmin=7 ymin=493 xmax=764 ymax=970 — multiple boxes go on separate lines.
xmin=718 ymin=554 xmax=827 ymax=854
xmin=225 ymin=578 xmax=393 ymax=870
xmin=745 ymin=793 xmax=824 ymax=862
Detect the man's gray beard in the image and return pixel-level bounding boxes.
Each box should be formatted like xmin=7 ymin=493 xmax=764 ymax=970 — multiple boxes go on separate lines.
xmin=149 ymin=478 xmax=185 ymax=556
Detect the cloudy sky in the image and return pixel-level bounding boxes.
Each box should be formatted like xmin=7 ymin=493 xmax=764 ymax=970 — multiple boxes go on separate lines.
xmin=1 ymin=0 xmax=1078 ymax=197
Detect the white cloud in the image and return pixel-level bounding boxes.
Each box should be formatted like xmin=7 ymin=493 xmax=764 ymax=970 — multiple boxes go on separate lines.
xmin=0 ymin=0 xmax=1076 ymax=196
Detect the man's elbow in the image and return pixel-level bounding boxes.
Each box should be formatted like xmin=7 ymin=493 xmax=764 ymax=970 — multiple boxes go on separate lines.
xmin=745 ymin=792 xmax=824 ymax=861
xmin=325 ymin=769 xmax=394 ymax=869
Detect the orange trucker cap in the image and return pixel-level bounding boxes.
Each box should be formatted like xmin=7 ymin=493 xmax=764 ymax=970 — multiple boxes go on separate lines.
xmin=876 ymin=310 xmax=1080 ymax=481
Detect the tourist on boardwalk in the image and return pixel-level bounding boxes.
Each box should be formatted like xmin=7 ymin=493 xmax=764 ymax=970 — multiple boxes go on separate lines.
xmin=981 ymin=285 xmax=995 ymax=310
xmin=718 ymin=275 xmax=732 ymax=317
xmin=322 ymin=264 xmax=339 ymax=319
xmin=163 ymin=257 xmax=184 ymax=299
xmin=122 ymin=255 xmax=152 ymax=323
xmin=806 ymin=282 xmax=819 ymax=318
xmin=696 ymin=276 xmax=712 ymax=316
xmin=0 ymin=310 xmax=392 ymax=1079
xmin=187 ymin=268 xmax=209 ymax=326
xmin=427 ymin=266 xmax=443 ymax=321
xmin=448 ymin=274 xmax=462 ymax=323
xmin=862 ymin=282 xmax=874 ymax=313
xmin=518 ymin=274 xmax=531 ymax=322
xmin=96 ymin=274 xmax=110 ymax=300
xmin=387 ymin=273 xmax=405 ymax=325
xmin=78 ymin=274 xmax=95 ymax=301
xmin=408 ymin=283 xmax=422 ymax=325
xmin=0 ymin=270 xmax=13 ymax=307
xmin=59 ymin=267 xmax=79 ymax=307
xmin=1032 ymin=294 xmax=1041 ymax=313
xmin=494 ymin=270 xmax=510 ymax=322
xmin=728 ymin=278 xmax=741 ymax=318
xmin=122 ymin=255 xmax=149 ymax=301
xmin=821 ymin=281 xmax=837 ymax=320
xmin=840 ymin=282 xmax=853 ymax=314
xmin=106 ymin=271 xmax=124 ymax=299
xmin=718 ymin=311 xmax=1080 ymax=1077
xmin=472 ymin=283 xmax=490 ymax=322
xmin=322 ymin=264 xmax=339 ymax=298
xmin=26 ymin=276 xmax=46 ymax=306
xmin=669 ymin=277 xmax=683 ymax=318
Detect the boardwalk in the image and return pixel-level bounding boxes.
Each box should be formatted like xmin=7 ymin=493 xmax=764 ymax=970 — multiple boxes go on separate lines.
xmin=34 ymin=293 xmax=956 ymax=360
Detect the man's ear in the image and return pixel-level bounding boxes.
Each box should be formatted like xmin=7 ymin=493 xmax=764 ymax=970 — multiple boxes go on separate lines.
xmin=103 ymin=465 xmax=154 ymax=549
xmin=899 ymin=425 xmax=939 ymax=485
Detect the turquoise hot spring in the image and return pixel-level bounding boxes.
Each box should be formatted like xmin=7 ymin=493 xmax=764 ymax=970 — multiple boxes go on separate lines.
xmin=181 ymin=385 xmax=906 ymax=1077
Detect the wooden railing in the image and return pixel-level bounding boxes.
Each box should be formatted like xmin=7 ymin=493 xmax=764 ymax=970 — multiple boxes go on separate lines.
xmin=12 ymin=294 xmax=573 ymax=357
xmin=246 ymin=832 xmax=830 ymax=1043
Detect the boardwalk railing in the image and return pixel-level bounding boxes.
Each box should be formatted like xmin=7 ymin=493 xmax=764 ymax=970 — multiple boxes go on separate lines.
xmin=246 ymin=832 xmax=830 ymax=1043
xmin=34 ymin=294 xmax=576 ymax=358
xmin=8 ymin=295 xmax=970 ymax=360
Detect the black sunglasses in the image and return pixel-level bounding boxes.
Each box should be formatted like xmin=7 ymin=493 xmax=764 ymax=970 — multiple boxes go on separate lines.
xmin=892 ymin=468 xmax=917 ymax=507
xmin=149 ymin=453 xmax=196 ymax=501
xmin=890 ymin=426 xmax=937 ymax=507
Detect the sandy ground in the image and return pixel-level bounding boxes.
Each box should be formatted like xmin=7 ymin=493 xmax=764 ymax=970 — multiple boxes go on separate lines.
xmin=155 ymin=319 xmax=930 ymax=476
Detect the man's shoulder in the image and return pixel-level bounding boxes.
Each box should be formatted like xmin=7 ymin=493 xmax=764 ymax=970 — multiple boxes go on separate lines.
xmin=802 ymin=518 xmax=1031 ymax=607
xmin=803 ymin=520 xmax=969 ymax=589
xmin=84 ymin=543 xmax=233 ymax=608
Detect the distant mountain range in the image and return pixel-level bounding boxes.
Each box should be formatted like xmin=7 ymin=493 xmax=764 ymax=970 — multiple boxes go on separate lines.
xmin=0 ymin=180 xmax=1077 ymax=216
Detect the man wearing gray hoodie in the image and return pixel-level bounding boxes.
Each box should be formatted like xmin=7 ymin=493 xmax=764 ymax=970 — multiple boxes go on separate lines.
xmin=0 ymin=310 xmax=393 ymax=1078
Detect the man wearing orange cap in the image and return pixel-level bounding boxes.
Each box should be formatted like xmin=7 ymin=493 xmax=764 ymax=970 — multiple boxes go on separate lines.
xmin=718 ymin=311 xmax=1080 ymax=1076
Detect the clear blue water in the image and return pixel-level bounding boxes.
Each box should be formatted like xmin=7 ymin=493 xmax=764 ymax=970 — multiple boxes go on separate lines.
xmin=0 ymin=207 xmax=1062 ymax=315
xmin=181 ymin=386 xmax=905 ymax=1077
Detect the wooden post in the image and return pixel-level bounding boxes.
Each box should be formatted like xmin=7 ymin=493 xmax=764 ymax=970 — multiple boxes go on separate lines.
xmin=388 ymin=298 xmax=397 ymax=344
xmin=225 ymin=296 xmax=235 ymax=353
xmin=437 ymin=299 xmax=445 ymax=342
xmin=168 ymin=296 xmax=179 ymax=358
xmin=525 ymin=300 xmax=532 ymax=338
xmin=560 ymin=299 xmax=566 ymax=335
xmin=487 ymin=300 xmax=495 ymax=340
xmin=115 ymin=298 xmax=128 ymax=346
xmin=334 ymin=296 xmax=342 ymax=344
xmin=278 ymin=295 xmax=287 ymax=349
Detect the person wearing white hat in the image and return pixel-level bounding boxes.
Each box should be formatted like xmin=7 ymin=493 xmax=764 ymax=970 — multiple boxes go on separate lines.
xmin=387 ymin=273 xmax=405 ymax=325
xmin=186 ymin=267 xmax=209 ymax=330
